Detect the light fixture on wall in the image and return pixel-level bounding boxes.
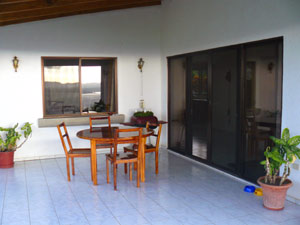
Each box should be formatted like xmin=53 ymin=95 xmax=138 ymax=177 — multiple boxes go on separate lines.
xmin=12 ymin=56 xmax=19 ymax=72
xmin=137 ymin=58 xmax=144 ymax=72
xmin=138 ymin=58 xmax=145 ymax=110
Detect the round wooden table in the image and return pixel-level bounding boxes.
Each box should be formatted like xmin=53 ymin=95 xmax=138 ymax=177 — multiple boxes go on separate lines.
xmin=77 ymin=126 xmax=153 ymax=185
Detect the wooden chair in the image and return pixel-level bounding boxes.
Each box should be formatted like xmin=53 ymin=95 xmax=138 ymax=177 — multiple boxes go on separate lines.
xmin=106 ymin=127 xmax=142 ymax=190
xmin=89 ymin=116 xmax=113 ymax=154
xmin=245 ymin=117 xmax=271 ymax=159
xmin=124 ymin=122 xmax=162 ymax=174
xmin=57 ymin=122 xmax=92 ymax=181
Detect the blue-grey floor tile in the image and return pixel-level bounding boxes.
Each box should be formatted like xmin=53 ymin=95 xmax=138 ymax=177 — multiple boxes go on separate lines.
xmin=0 ymin=150 xmax=299 ymax=225
xmin=115 ymin=213 xmax=150 ymax=225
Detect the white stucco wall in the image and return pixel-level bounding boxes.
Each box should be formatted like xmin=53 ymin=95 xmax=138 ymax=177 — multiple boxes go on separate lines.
xmin=0 ymin=6 xmax=162 ymax=160
xmin=160 ymin=0 xmax=300 ymax=202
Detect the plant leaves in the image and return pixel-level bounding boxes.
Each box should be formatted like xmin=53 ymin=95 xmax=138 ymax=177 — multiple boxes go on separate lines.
xmin=260 ymin=160 xmax=266 ymax=165
xmin=282 ymin=128 xmax=290 ymax=142
xmin=288 ymin=136 xmax=300 ymax=146
xmin=270 ymin=136 xmax=286 ymax=145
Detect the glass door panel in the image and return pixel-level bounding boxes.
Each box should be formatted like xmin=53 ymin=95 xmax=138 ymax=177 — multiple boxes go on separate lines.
xmin=211 ymin=48 xmax=238 ymax=172
xmin=168 ymin=57 xmax=187 ymax=153
xmin=190 ymin=54 xmax=209 ymax=159
xmin=242 ymin=41 xmax=282 ymax=182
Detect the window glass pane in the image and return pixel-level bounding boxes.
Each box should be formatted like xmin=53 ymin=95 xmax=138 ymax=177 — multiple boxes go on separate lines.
xmin=81 ymin=66 xmax=101 ymax=113
xmin=44 ymin=59 xmax=80 ymax=115
xmin=81 ymin=59 xmax=116 ymax=113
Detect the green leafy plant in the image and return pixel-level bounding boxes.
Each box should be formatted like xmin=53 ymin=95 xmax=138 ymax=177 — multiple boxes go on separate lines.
xmin=90 ymin=99 xmax=106 ymax=112
xmin=0 ymin=122 xmax=32 ymax=152
xmin=133 ymin=111 xmax=154 ymax=117
xmin=260 ymin=128 xmax=300 ymax=185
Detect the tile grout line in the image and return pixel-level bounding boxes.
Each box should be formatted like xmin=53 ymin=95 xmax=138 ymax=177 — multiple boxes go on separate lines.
xmin=167 ymin=149 xmax=260 ymax=187
xmin=0 ymin=170 xmax=8 ymax=225
xmin=140 ymin=152 xmax=237 ymax=224
xmin=116 ymin=169 xmax=155 ymax=225
xmin=118 ymin=167 xmax=184 ymax=225
xmin=76 ymin=156 xmax=122 ymax=225
xmin=54 ymin=157 xmax=92 ymax=225
xmin=24 ymin=161 xmax=32 ymax=225
xmin=39 ymin=159 xmax=62 ymax=225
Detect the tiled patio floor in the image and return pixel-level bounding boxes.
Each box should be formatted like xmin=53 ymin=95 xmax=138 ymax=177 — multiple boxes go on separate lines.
xmin=0 ymin=149 xmax=300 ymax=225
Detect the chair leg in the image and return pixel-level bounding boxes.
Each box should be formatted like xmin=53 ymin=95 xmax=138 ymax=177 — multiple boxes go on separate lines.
xmin=66 ymin=157 xmax=71 ymax=181
xmin=71 ymin=157 xmax=75 ymax=175
xmin=134 ymin=162 xmax=137 ymax=170
xmin=106 ymin=158 xmax=110 ymax=184
xmin=90 ymin=157 xmax=93 ymax=181
xmin=155 ymin=150 xmax=159 ymax=174
xmin=129 ymin=163 xmax=132 ymax=181
xmin=136 ymin=160 xmax=140 ymax=188
xmin=113 ymin=163 xmax=117 ymax=190
xmin=124 ymin=163 xmax=127 ymax=174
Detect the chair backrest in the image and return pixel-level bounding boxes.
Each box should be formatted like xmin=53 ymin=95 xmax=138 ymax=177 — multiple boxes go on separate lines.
xmin=89 ymin=116 xmax=111 ymax=131
xmin=57 ymin=122 xmax=73 ymax=156
xmin=245 ymin=116 xmax=258 ymax=133
xmin=146 ymin=122 xmax=162 ymax=150
xmin=113 ymin=127 xmax=142 ymax=161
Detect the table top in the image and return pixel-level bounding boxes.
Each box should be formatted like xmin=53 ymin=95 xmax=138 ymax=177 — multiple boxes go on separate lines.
xmin=76 ymin=126 xmax=153 ymax=141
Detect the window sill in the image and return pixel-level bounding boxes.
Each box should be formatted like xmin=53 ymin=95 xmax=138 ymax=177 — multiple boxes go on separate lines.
xmin=38 ymin=114 xmax=125 ymax=128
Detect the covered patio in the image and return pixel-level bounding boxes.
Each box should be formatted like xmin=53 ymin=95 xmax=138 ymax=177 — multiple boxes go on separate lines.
xmin=1 ymin=0 xmax=300 ymax=224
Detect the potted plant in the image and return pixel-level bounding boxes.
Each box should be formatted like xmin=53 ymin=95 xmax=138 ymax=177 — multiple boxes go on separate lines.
xmin=258 ymin=128 xmax=300 ymax=210
xmin=130 ymin=111 xmax=158 ymax=127
xmin=0 ymin=122 xmax=32 ymax=168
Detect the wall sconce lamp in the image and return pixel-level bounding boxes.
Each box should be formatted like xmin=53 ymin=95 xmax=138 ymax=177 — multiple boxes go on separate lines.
xmin=12 ymin=56 xmax=19 ymax=72
xmin=138 ymin=58 xmax=144 ymax=72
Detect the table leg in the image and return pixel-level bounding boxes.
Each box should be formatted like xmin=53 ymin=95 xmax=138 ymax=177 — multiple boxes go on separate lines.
xmin=141 ymin=136 xmax=146 ymax=182
xmin=91 ymin=140 xmax=98 ymax=185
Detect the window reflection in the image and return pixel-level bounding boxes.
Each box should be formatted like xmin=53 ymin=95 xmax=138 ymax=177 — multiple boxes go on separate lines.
xmin=44 ymin=61 xmax=80 ymax=115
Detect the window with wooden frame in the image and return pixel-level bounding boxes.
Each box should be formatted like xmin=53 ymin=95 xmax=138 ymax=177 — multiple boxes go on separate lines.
xmin=42 ymin=57 xmax=117 ymax=118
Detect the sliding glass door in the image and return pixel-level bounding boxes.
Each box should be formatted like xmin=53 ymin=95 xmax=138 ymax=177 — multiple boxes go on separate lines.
xmin=211 ymin=48 xmax=239 ymax=172
xmin=168 ymin=37 xmax=282 ymax=183
xmin=242 ymin=40 xmax=283 ymax=182
xmin=189 ymin=54 xmax=210 ymax=160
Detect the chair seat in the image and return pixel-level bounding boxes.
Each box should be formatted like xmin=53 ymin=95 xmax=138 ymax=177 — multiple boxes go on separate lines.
xmin=96 ymin=143 xmax=113 ymax=149
xmin=69 ymin=148 xmax=91 ymax=155
xmin=106 ymin=153 xmax=137 ymax=162
xmin=125 ymin=144 xmax=155 ymax=153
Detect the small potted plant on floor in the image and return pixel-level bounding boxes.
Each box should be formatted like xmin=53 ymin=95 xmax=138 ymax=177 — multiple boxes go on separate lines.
xmin=258 ymin=128 xmax=300 ymax=210
xmin=0 ymin=123 xmax=32 ymax=168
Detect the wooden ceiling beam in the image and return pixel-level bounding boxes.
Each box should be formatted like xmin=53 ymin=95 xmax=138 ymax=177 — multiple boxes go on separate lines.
xmin=0 ymin=0 xmax=161 ymax=26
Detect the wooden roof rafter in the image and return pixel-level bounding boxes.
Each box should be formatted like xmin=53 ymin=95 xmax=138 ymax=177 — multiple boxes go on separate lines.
xmin=0 ymin=0 xmax=161 ymax=26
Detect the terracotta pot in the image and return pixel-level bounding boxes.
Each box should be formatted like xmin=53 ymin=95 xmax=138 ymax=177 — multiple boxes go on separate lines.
xmin=0 ymin=151 xmax=15 ymax=168
xmin=257 ymin=176 xmax=292 ymax=210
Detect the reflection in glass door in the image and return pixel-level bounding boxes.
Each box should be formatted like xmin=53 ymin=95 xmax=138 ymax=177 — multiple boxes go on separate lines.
xmin=242 ymin=41 xmax=282 ymax=182
xmin=168 ymin=57 xmax=187 ymax=153
xmin=211 ymin=48 xmax=238 ymax=172
xmin=190 ymin=54 xmax=209 ymax=159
